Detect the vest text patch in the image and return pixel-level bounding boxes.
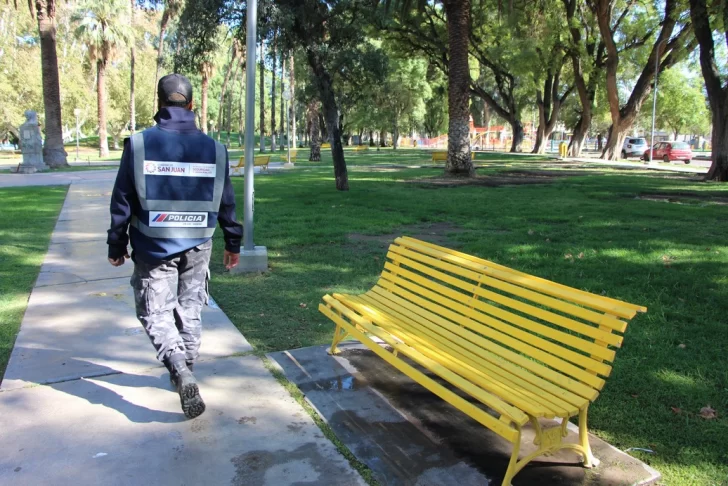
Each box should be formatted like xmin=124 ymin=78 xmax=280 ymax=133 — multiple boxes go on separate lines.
xmin=150 ymin=212 xmax=209 ymax=227
xmin=144 ymin=161 xmax=216 ymax=178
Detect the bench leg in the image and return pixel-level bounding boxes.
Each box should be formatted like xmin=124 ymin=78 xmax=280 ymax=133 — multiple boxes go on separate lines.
xmin=329 ymin=325 xmax=349 ymax=355
xmin=502 ymin=430 xmax=522 ymax=486
xmin=578 ymin=406 xmax=600 ymax=468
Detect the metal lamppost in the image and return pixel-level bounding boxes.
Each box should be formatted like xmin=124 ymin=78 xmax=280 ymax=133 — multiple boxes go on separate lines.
xmin=74 ymin=108 xmax=81 ymax=161
xmin=282 ymin=88 xmax=293 ymax=168
xmin=649 ymin=39 xmax=668 ymax=163
xmin=234 ymin=0 xmax=268 ymax=273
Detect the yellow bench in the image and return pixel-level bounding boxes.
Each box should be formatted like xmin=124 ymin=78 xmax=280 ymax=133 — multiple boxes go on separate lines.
xmin=231 ymin=155 xmax=272 ymax=175
xmin=431 ymin=151 xmax=475 ymax=162
xmin=353 ymin=145 xmax=369 ymax=153
xmin=279 ymin=150 xmax=298 ymax=162
xmin=321 ymin=143 xmax=331 ymax=149
xmin=319 ymin=237 xmax=646 ymax=486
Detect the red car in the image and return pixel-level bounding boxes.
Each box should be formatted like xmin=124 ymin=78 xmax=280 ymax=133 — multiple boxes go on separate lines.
xmin=642 ymin=141 xmax=693 ymax=164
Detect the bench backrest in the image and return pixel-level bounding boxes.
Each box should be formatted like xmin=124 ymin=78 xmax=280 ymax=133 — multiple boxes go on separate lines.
xmin=377 ymin=237 xmax=646 ymax=402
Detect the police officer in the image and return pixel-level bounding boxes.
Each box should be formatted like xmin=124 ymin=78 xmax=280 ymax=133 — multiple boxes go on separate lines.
xmin=107 ymin=74 xmax=243 ymax=419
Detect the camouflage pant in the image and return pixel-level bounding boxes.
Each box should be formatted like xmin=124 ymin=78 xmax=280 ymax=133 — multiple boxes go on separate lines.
xmin=131 ymin=240 xmax=212 ymax=364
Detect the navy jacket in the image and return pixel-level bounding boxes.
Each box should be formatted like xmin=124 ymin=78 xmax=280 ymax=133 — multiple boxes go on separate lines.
xmin=107 ymin=107 xmax=243 ymax=262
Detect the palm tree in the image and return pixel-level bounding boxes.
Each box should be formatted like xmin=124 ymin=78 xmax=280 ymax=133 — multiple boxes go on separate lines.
xmin=74 ymin=0 xmax=132 ymax=157
xmin=31 ymin=0 xmax=69 ymax=167
xmin=153 ymin=0 xmax=184 ymax=113
xmin=385 ymin=0 xmax=473 ymax=176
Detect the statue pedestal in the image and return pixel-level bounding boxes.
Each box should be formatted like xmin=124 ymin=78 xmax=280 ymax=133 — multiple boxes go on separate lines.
xmin=18 ymin=110 xmax=49 ymax=172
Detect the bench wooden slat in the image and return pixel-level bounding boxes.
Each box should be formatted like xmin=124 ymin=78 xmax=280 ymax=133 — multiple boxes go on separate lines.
xmin=389 ymin=244 xmax=628 ymax=333
xmin=322 ymin=297 xmax=526 ymax=438
xmin=362 ymin=285 xmax=600 ymax=401
xmin=351 ymin=293 xmax=581 ymax=418
xmin=386 ymin=252 xmax=623 ymax=347
xmin=383 ymin=260 xmax=619 ymax=362
xmin=381 ymin=267 xmax=614 ymax=376
xmin=397 ymin=237 xmax=645 ymax=319
xmin=359 ymin=289 xmax=589 ymax=411
xmin=378 ymin=275 xmax=612 ymax=386
xmin=403 ymin=237 xmax=647 ymax=316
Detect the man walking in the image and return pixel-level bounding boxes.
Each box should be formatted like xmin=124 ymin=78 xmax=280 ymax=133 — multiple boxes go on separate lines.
xmin=107 ymin=74 xmax=243 ymax=419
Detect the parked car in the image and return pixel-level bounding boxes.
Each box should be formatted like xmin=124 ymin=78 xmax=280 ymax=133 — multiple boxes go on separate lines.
xmin=641 ymin=141 xmax=693 ymax=164
xmin=621 ymin=137 xmax=648 ymax=158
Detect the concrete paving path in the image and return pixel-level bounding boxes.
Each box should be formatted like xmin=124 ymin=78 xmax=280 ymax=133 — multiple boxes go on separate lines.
xmin=0 ymin=180 xmax=365 ymax=486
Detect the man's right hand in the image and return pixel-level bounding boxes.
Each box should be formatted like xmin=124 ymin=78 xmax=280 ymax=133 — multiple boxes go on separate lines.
xmin=108 ymin=253 xmax=130 ymax=267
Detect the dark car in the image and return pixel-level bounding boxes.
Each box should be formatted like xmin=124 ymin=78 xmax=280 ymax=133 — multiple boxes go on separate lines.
xmin=641 ymin=141 xmax=693 ymax=164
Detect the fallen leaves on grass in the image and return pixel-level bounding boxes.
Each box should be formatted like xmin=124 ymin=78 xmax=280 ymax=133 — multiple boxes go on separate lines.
xmin=299 ymin=303 xmax=308 ymax=309
xmin=671 ymin=407 xmax=682 ymax=415
xmin=699 ymin=406 xmax=717 ymax=420
xmin=678 ymin=343 xmax=686 ymax=349
xmin=528 ymin=229 xmax=534 ymax=235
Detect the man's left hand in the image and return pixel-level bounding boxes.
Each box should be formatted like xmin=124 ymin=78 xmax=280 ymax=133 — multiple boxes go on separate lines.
xmin=108 ymin=253 xmax=130 ymax=267
xmin=224 ymin=250 xmax=239 ymax=270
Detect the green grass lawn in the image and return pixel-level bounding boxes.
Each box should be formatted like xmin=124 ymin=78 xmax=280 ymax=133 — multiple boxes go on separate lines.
xmin=0 ymin=186 xmax=67 ymax=378
xmin=0 ymin=154 xmax=724 ymax=484
xmin=207 ymin=163 xmax=727 ymax=485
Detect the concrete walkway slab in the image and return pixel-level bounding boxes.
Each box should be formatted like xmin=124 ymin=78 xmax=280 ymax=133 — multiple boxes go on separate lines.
xmin=0 ymin=356 xmax=365 ymax=486
xmin=270 ymin=344 xmax=661 ymax=486
xmin=1 ymin=277 xmax=252 ymax=390
xmin=0 ymin=179 xmax=366 ymax=485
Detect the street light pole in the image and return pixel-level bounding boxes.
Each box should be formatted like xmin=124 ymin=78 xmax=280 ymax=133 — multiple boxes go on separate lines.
xmin=74 ymin=109 xmax=81 ymax=161
xmin=234 ymin=0 xmax=268 ymax=273
xmin=649 ymin=39 xmax=668 ymax=163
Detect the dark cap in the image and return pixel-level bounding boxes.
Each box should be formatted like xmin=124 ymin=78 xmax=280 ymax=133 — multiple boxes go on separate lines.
xmin=157 ymin=73 xmax=193 ymax=105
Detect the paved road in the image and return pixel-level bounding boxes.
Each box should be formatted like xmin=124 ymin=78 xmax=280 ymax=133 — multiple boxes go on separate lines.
xmin=0 ymin=179 xmax=365 ymax=486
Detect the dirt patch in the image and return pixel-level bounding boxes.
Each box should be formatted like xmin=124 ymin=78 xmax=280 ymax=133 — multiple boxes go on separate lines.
xmin=348 ymin=222 xmax=464 ymax=247
xmin=636 ymin=192 xmax=728 ymax=205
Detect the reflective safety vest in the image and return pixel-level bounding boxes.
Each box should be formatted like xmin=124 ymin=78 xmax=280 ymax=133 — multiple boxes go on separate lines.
xmin=129 ymin=131 xmax=227 ymax=240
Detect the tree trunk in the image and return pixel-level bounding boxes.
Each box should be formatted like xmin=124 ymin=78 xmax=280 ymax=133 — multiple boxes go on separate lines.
xmin=689 ymin=0 xmax=728 ymax=181
xmin=259 ymin=41 xmax=265 ymax=152
xmin=129 ymin=0 xmax=136 ymax=133
xmin=369 ymin=130 xmax=374 ymax=146
xmin=569 ymin=114 xmax=590 ymax=157
xmin=307 ymin=50 xmax=348 ymax=190
xmin=308 ymin=100 xmax=321 ymax=161
xmin=532 ymin=96 xmax=546 ymax=154
xmin=238 ymin=69 xmax=244 ymax=146
xmin=443 ymin=0 xmax=474 ymax=176
xmin=289 ymin=56 xmax=296 ymax=148
xmin=97 ymin=59 xmax=109 ymax=157
xmin=392 ymin=116 xmax=399 ymax=150
xmin=153 ymin=9 xmax=171 ymax=114
xmin=36 ymin=0 xmax=68 ymax=167
xmin=280 ymin=55 xmax=285 ymax=151
xmin=357 ymin=128 xmax=363 ymax=145
xmin=216 ymin=46 xmax=240 ymax=141
xmin=200 ymin=64 xmax=210 ymax=134
xmin=509 ymin=118 xmax=524 ymax=153
xmin=271 ymin=34 xmax=277 ymax=151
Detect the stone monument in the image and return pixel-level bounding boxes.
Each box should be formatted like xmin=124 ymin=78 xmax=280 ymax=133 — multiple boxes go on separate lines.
xmin=17 ymin=110 xmax=48 ymax=173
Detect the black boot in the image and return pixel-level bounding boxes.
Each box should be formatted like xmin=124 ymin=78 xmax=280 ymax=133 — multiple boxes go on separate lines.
xmin=167 ymin=355 xmax=205 ymax=419
xmin=166 ymin=361 xmax=194 ymax=387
